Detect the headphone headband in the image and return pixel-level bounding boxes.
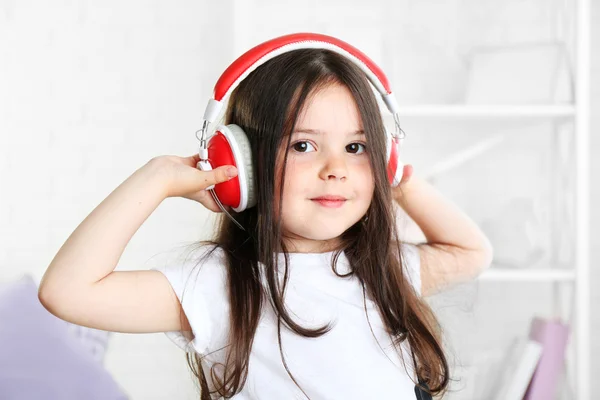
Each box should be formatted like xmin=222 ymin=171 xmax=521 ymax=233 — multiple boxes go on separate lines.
xmin=202 ymin=32 xmax=399 ymax=123
xmin=195 ymin=33 xmax=406 ymax=218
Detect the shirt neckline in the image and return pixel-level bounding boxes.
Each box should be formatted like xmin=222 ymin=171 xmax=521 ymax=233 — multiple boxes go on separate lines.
xmin=273 ymin=250 xmax=351 ymax=273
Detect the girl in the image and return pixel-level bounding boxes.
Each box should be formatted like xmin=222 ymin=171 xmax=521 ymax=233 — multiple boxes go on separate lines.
xmin=39 ymin=45 xmax=493 ymax=399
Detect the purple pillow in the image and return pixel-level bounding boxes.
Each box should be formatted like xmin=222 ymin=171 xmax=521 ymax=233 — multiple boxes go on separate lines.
xmin=63 ymin=322 xmax=112 ymax=364
xmin=0 ymin=275 xmax=128 ymax=400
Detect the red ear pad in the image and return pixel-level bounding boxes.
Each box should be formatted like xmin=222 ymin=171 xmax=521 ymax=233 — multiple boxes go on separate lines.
xmin=207 ymin=132 xmax=241 ymax=209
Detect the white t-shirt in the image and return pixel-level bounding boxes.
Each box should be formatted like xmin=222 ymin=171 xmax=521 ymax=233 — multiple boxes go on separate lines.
xmin=152 ymin=243 xmax=422 ymax=399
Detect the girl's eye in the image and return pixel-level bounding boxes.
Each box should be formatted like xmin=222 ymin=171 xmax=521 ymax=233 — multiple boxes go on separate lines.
xmin=291 ymin=141 xmax=367 ymax=154
xmin=291 ymin=141 xmax=315 ymax=153
xmin=346 ymin=143 xmax=366 ymax=154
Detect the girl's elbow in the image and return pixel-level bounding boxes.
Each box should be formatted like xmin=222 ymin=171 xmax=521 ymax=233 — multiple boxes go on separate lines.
xmin=38 ymin=286 xmax=63 ymax=320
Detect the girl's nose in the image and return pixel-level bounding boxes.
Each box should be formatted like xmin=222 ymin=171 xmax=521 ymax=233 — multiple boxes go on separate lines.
xmin=319 ymin=154 xmax=348 ymax=182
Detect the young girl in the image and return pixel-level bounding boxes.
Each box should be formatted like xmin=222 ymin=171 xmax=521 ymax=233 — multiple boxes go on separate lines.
xmin=39 ymin=40 xmax=493 ymax=399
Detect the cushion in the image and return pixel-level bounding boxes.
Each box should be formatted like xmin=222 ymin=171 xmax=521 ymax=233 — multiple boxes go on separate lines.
xmin=63 ymin=322 xmax=112 ymax=364
xmin=0 ymin=274 xmax=128 ymax=400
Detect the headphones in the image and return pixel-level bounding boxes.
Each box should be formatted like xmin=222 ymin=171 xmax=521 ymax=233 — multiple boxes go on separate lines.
xmin=195 ymin=32 xmax=406 ymax=220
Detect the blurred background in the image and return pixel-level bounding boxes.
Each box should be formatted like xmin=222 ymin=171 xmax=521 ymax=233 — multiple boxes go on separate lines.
xmin=0 ymin=0 xmax=597 ymax=399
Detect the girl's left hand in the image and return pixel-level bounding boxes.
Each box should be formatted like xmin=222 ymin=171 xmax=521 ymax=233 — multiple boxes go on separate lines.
xmin=392 ymin=164 xmax=414 ymax=200
xmin=399 ymin=164 xmax=413 ymax=186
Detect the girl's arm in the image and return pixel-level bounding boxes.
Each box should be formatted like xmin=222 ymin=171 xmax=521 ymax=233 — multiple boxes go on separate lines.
xmin=38 ymin=157 xmax=235 ymax=333
xmin=393 ymin=174 xmax=494 ymax=297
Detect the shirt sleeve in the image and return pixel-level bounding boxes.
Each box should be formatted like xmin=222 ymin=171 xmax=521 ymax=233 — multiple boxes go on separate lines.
xmin=401 ymin=243 xmax=422 ymax=296
xmin=151 ymin=244 xmax=229 ymax=354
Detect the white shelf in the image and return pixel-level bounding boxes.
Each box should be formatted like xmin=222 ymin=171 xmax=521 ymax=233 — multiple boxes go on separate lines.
xmin=478 ymin=267 xmax=576 ymax=282
xmin=390 ymin=104 xmax=576 ymax=118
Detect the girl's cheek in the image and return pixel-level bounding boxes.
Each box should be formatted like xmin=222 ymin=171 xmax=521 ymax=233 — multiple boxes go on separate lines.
xmin=284 ymin=156 xmax=308 ymax=175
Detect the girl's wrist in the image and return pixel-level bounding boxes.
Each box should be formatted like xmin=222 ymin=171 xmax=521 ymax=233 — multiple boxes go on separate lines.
xmin=393 ymin=181 xmax=413 ymax=208
xmin=141 ymin=157 xmax=173 ymax=199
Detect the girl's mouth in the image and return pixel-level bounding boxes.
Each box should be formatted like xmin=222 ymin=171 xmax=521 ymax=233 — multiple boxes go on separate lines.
xmin=312 ymin=198 xmax=346 ymax=208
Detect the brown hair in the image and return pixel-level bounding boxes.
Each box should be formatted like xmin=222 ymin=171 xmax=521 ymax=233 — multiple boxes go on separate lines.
xmin=180 ymin=48 xmax=450 ymax=399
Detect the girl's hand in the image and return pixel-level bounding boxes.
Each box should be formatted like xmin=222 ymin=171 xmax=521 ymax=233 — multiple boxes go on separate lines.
xmin=392 ymin=164 xmax=414 ymax=202
xmin=152 ymin=154 xmax=238 ymax=212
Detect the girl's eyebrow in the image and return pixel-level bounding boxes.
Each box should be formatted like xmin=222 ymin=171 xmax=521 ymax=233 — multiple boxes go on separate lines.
xmin=292 ymin=128 xmax=365 ymax=136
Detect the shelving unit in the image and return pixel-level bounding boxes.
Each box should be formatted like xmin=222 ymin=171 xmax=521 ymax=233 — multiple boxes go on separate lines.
xmin=402 ymin=3 xmax=589 ymax=399
xmin=391 ymin=107 xmax=586 ymax=396
xmin=386 ymin=3 xmax=590 ymax=399
xmin=573 ymin=0 xmax=591 ymax=399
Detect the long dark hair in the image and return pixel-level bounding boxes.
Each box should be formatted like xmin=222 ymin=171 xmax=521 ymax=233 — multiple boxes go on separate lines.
xmin=180 ymin=48 xmax=450 ymax=399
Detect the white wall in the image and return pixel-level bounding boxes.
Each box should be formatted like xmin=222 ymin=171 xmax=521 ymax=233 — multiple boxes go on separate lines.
xmin=0 ymin=1 xmax=227 ymax=398
xmin=0 ymin=1 xmax=597 ymax=399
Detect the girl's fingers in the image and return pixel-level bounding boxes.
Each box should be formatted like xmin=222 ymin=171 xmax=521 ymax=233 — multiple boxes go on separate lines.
xmin=196 ymin=165 xmax=238 ymax=189
xmin=181 ymin=154 xmax=238 ymax=189
xmin=401 ymin=164 xmax=413 ymax=185
xmin=183 ymin=154 xmax=201 ymax=167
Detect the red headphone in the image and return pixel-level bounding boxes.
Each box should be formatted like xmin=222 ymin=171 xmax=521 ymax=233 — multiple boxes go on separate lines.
xmin=196 ymin=32 xmax=405 ymax=214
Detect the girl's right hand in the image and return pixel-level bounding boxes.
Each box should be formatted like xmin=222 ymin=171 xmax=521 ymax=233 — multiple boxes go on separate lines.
xmin=151 ymin=154 xmax=238 ymax=212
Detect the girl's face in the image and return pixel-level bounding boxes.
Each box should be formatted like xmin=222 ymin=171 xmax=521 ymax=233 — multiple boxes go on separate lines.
xmin=275 ymin=83 xmax=375 ymax=253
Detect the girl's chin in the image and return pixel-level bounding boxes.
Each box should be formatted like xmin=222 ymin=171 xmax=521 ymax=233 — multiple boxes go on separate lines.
xmin=287 ymin=226 xmax=353 ymax=242
xmin=281 ymin=236 xmax=343 ymax=253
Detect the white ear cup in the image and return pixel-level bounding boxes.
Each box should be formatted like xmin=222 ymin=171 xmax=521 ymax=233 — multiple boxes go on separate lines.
xmin=217 ymin=124 xmax=257 ymax=212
